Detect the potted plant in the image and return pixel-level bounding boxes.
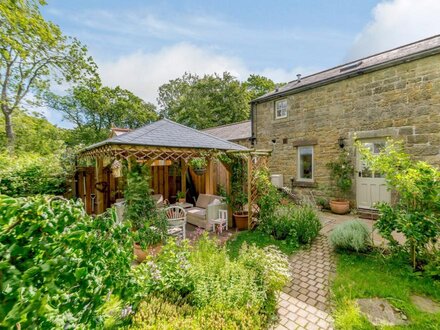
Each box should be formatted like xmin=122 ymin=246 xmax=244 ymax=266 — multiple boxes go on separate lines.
xmin=189 ymin=157 xmax=207 ymax=176
xmin=176 ymin=190 xmax=186 ymax=203
xmin=124 ymin=162 xmax=168 ymax=262
xmin=231 ymin=190 xmax=249 ymax=230
xmin=326 ymin=150 xmax=354 ymax=214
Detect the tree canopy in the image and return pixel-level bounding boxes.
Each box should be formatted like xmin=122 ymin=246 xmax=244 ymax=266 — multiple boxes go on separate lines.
xmin=46 ymin=78 xmax=158 ymax=145
xmin=0 ymin=0 xmax=95 ymax=152
xmin=157 ymin=72 xmax=282 ymax=129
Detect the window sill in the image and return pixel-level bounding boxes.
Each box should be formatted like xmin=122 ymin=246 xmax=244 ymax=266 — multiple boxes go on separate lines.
xmin=291 ymin=181 xmax=316 ymax=188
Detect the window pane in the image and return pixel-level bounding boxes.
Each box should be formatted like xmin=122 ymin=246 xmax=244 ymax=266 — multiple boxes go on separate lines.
xmin=299 ymin=146 xmax=313 ymax=180
xmin=275 ymin=99 xmax=287 ymax=118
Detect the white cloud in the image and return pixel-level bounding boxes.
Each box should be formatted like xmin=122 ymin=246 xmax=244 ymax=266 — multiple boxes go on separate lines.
xmin=348 ymin=0 xmax=440 ymax=60
xmin=98 ymin=43 xmax=315 ymax=104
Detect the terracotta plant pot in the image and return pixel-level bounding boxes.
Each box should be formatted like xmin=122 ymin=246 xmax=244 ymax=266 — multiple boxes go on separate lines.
xmin=178 ymin=198 xmax=186 ymax=203
xmin=233 ymin=211 xmax=249 ymax=230
xmin=133 ymin=243 xmax=162 ymax=262
xmin=329 ymin=199 xmax=350 ymax=215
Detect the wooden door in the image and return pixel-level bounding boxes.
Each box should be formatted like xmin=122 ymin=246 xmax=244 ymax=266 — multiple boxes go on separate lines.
xmin=356 ymin=140 xmax=391 ymax=209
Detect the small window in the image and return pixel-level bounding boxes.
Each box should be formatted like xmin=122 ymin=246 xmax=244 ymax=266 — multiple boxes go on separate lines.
xmin=297 ymin=146 xmax=313 ymax=181
xmin=275 ymin=99 xmax=287 ymax=119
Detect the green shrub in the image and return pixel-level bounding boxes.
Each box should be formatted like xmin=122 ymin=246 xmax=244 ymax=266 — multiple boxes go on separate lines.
xmin=131 ymin=234 xmax=290 ymax=329
xmin=0 ymin=152 xmax=66 ymax=196
xmin=0 ymin=195 xmax=135 ymax=329
xmin=293 ymin=205 xmax=322 ymax=244
xmin=330 ymin=220 xmax=371 ymax=252
xmin=259 ymin=204 xmax=321 ymax=245
xmin=124 ymin=162 xmax=168 ymax=248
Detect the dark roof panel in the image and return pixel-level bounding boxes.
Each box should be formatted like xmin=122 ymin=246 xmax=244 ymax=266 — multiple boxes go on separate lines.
xmin=203 ymin=120 xmax=251 ymax=141
xmin=253 ymin=34 xmax=440 ymax=102
xmin=84 ymin=119 xmax=249 ymax=151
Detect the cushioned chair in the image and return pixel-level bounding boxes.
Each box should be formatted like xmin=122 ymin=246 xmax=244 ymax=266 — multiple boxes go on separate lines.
xmin=186 ymin=194 xmax=227 ymax=229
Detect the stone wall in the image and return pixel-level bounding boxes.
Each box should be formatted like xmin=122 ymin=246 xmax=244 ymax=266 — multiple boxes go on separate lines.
xmin=252 ymin=53 xmax=440 ymax=202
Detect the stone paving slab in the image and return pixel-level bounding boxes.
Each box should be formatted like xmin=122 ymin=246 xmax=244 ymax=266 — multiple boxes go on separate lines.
xmin=272 ymin=234 xmax=335 ymax=330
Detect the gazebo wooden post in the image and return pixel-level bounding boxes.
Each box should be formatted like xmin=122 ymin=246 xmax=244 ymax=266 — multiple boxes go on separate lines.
xmin=247 ymin=154 xmax=252 ymax=229
xmin=95 ymin=157 xmax=105 ymax=214
xmin=181 ymin=159 xmax=188 ymax=196
xmin=220 ymin=160 xmax=233 ymax=228
xmin=205 ymin=158 xmax=215 ymax=195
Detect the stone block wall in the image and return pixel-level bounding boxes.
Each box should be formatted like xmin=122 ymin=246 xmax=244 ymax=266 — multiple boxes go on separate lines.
xmin=252 ymin=54 xmax=440 ymax=202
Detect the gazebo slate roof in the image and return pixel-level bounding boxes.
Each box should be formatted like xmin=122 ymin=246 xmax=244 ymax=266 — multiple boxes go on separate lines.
xmin=84 ymin=118 xmax=249 ymax=152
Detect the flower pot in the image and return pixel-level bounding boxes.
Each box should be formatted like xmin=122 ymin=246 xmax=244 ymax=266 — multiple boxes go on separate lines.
xmin=193 ymin=168 xmax=206 ymax=176
xmin=134 ymin=243 xmax=162 ymax=262
xmin=329 ymin=199 xmax=350 ymax=215
xmin=178 ymin=198 xmax=186 ymax=203
xmin=233 ymin=211 xmax=249 ymax=230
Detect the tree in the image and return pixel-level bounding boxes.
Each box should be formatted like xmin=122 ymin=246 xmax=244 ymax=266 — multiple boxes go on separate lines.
xmin=243 ymin=74 xmax=277 ymax=100
xmin=0 ymin=0 xmax=95 ymax=152
xmin=158 ymin=72 xmax=250 ymax=129
xmin=46 ymin=78 xmax=158 ymax=145
xmin=0 ymin=109 xmax=65 ymax=155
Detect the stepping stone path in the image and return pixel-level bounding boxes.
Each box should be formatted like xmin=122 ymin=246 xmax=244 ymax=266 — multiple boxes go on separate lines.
xmin=272 ymin=235 xmax=335 ymax=330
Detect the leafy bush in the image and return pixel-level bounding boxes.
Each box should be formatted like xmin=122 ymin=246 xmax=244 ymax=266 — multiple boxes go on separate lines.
xmin=330 ymin=220 xmax=371 ymax=252
xmin=259 ymin=204 xmax=321 ymax=245
xmin=326 ymin=150 xmax=355 ymax=200
xmin=131 ymin=234 xmax=290 ymax=329
xmin=293 ymin=205 xmax=322 ymax=244
xmin=0 ymin=195 xmax=135 ymax=329
xmin=357 ymin=140 xmax=440 ymax=268
xmin=124 ymin=162 xmax=168 ymax=248
xmin=0 ymin=152 xmax=66 ymax=196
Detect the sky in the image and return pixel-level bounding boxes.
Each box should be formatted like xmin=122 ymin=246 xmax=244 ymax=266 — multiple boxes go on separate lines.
xmin=41 ymin=0 xmax=440 ymax=127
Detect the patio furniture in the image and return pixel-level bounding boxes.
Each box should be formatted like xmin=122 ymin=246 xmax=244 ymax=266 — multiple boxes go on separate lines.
xmin=186 ymin=194 xmax=227 ymax=229
xmin=165 ymin=205 xmax=186 ymax=239
xmin=171 ymin=202 xmax=193 ymax=209
xmin=209 ymin=209 xmax=228 ymax=234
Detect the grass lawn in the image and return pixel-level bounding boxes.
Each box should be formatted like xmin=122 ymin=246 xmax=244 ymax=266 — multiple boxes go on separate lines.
xmin=226 ymin=230 xmax=298 ymax=258
xmin=332 ymin=251 xmax=440 ymax=330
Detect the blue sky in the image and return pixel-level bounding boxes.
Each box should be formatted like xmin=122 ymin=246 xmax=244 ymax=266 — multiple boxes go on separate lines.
xmin=41 ymin=0 xmax=440 ymax=127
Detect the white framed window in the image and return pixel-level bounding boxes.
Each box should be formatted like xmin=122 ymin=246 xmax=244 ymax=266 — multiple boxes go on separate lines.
xmin=275 ymin=99 xmax=287 ymax=119
xmin=297 ymin=146 xmax=314 ymax=181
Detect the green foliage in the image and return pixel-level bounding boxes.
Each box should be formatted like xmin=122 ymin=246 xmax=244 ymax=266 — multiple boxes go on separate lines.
xmin=131 ymin=234 xmax=290 ymax=329
xmin=0 ymin=195 xmax=135 ymax=329
xmin=227 ymin=230 xmax=298 ymax=258
xmin=293 ymin=205 xmax=322 ymax=244
xmin=0 ymin=0 xmax=95 ymax=151
xmin=255 ymin=168 xmax=282 ymax=224
xmin=176 ymin=190 xmax=186 ymax=199
xmin=188 ymin=157 xmax=207 ymax=170
xmin=326 ymin=150 xmax=355 ymax=199
xmin=332 ymin=251 xmax=440 ymax=329
xmin=259 ymin=204 xmax=321 ymax=245
xmin=330 ymin=220 xmax=371 ymax=252
xmin=0 ymin=152 xmax=66 ymax=196
xmin=158 ymin=72 xmax=251 ymax=129
xmin=220 ymin=154 xmax=248 ymax=212
xmin=124 ymin=162 xmax=168 ymax=248
xmin=46 ymin=77 xmax=158 ymax=145
xmin=0 ymin=110 xmax=66 ymax=155
xmin=243 ymin=74 xmax=279 ymax=100
xmin=357 ymin=140 xmax=440 ymax=268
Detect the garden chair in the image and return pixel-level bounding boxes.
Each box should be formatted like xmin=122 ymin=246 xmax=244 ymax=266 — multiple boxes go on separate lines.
xmin=208 ymin=209 xmax=228 ymax=234
xmin=165 ymin=205 xmax=186 ymax=239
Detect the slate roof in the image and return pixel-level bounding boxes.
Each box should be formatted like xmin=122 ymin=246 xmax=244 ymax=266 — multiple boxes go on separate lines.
xmin=203 ymin=120 xmax=251 ymax=141
xmin=84 ymin=119 xmax=249 ymax=151
xmin=253 ymin=34 xmax=440 ymax=103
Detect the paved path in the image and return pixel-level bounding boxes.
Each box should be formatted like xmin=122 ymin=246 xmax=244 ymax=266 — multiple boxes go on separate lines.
xmin=273 ymin=234 xmax=335 ymax=330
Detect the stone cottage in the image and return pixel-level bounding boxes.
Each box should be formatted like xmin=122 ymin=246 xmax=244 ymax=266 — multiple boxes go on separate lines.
xmin=250 ymin=35 xmax=440 ymax=210
xmin=203 ymin=120 xmax=252 ymax=148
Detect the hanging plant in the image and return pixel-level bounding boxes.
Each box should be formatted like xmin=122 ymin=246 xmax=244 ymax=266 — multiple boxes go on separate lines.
xmin=189 ymin=157 xmax=208 ymax=176
xmin=111 ymin=159 xmax=122 ymax=178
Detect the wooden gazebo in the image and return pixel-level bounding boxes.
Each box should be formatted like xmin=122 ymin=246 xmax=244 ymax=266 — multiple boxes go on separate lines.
xmin=78 ymin=119 xmax=270 ymax=228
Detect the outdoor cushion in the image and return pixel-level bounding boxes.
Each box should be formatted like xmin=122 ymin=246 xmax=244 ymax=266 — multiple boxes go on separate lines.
xmin=186 ymin=207 xmax=206 ymax=219
xmin=210 ymin=198 xmax=222 ymax=205
xmin=195 ymin=194 xmax=212 ymax=208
